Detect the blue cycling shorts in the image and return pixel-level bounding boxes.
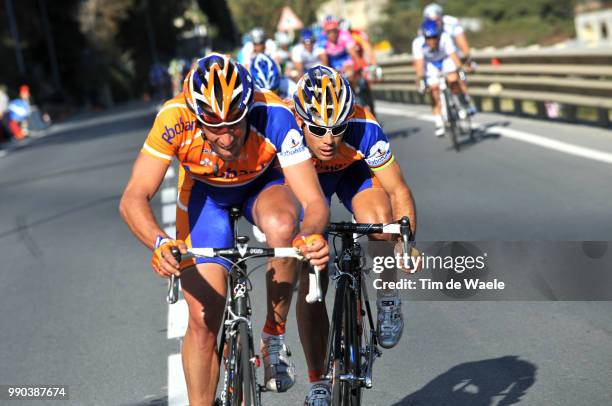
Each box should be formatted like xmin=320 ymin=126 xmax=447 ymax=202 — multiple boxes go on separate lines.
xmin=176 ymin=165 xmax=285 ymax=271
xmin=300 ymin=160 xmax=381 ymax=222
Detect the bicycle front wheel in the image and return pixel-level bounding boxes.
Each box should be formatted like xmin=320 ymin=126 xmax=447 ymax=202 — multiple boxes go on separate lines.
xmin=223 ymin=321 xmax=259 ymax=406
xmin=331 ymin=278 xmax=362 ymax=406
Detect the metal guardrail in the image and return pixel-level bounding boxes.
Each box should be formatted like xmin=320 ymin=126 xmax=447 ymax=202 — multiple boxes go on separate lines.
xmin=373 ymin=48 xmax=612 ymax=127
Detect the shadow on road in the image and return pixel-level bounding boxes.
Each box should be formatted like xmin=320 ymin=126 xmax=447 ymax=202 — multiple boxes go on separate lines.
xmin=392 ymin=355 xmax=536 ymax=406
xmin=447 ymin=121 xmax=509 ymax=152
xmin=123 ymin=395 xmax=167 ymax=406
xmin=385 ymin=127 xmax=422 ymax=140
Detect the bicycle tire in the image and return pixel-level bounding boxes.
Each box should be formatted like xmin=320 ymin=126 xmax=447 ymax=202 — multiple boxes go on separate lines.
xmin=330 ymin=278 xmax=362 ymax=406
xmin=238 ymin=321 xmax=259 ymax=406
xmin=446 ymin=92 xmax=460 ymax=152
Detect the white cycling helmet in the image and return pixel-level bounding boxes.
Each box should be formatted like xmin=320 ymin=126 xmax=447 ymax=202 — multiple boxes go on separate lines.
xmin=251 ymin=27 xmax=265 ymax=44
xmin=275 ymin=31 xmax=291 ymax=46
xmin=423 ymin=3 xmax=444 ymax=19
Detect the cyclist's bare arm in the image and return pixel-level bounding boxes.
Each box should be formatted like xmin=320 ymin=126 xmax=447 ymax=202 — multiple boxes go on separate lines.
xmin=120 ymin=153 xmax=187 ymax=276
xmin=282 ymin=160 xmax=330 ymax=266
xmin=449 ymin=51 xmax=463 ymax=70
xmin=120 ymin=153 xmax=170 ymax=249
xmin=413 ymin=57 xmax=425 ymax=80
xmin=361 ymin=39 xmax=377 ymax=65
xmin=319 ymin=52 xmax=329 ymax=66
xmin=294 ymin=60 xmax=304 ymax=76
xmin=454 ymin=33 xmax=470 ymax=58
xmin=373 ymin=161 xmax=417 ymax=235
xmin=347 ymin=45 xmax=365 ymax=67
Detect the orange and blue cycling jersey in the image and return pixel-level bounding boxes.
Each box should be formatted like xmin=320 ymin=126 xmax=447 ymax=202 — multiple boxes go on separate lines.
xmin=308 ymin=105 xmax=393 ymax=213
xmin=142 ymin=90 xmax=311 ymax=270
xmin=142 ymin=90 xmax=310 ymax=186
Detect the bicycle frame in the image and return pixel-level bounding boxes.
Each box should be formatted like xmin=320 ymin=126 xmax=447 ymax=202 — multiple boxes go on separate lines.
xmin=325 ymin=232 xmax=380 ymax=395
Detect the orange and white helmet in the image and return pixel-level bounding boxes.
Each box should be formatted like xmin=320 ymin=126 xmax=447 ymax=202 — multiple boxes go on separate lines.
xmin=183 ymin=53 xmax=254 ymax=127
xmin=293 ymin=65 xmax=354 ymax=127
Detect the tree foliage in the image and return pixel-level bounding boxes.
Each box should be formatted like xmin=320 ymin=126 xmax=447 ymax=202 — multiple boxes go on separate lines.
xmin=381 ymin=0 xmax=577 ymax=53
xmin=228 ymin=0 xmax=325 ymax=37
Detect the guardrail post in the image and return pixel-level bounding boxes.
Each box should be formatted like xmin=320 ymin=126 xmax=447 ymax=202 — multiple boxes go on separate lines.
xmin=564 ymin=105 xmax=577 ymax=123
xmin=536 ymin=102 xmax=547 ymax=119
xmin=474 ymin=96 xmax=483 ymax=113
xmin=492 ymin=97 xmax=501 ymax=113
xmin=513 ymin=99 xmax=523 ymax=116
xmin=408 ymin=91 xmax=417 ymax=104
xmin=401 ymin=91 xmax=410 ymax=104
xmin=597 ymin=108 xmax=609 ymax=127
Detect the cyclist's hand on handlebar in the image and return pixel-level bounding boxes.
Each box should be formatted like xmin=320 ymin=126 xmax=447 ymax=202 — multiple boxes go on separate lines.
xmin=394 ymin=240 xmax=423 ymax=274
xmin=292 ymin=234 xmax=329 ymax=268
xmin=417 ymin=77 xmax=427 ymax=94
xmin=151 ymin=238 xmax=188 ymax=278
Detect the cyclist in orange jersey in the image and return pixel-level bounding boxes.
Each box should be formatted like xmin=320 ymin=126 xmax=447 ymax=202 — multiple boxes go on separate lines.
xmin=120 ymin=53 xmax=329 ymax=405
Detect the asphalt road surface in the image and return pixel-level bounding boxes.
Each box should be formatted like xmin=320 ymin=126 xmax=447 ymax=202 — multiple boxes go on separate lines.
xmin=0 ymin=100 xmax=610 ymax=406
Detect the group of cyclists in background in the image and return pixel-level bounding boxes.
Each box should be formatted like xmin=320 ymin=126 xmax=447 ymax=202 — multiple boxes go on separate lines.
xmin=121 ymin=3 xmax=475 ymax=406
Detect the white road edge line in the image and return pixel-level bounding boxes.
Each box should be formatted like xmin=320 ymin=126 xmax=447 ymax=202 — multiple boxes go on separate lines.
xmin=376 ymin=105 xmax=612 ymax=166
xmin=162 ymin=204 xmax=177 ymax=224
xmin=168 ymin=353 xmax=188 ymax=406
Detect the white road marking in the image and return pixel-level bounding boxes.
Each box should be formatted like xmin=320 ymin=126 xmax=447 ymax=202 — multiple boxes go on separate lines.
xmin=492 ymin=127 xmax=612 ymax=165
xmin=161 ymin=165 xmax=187 ymax=404
xmin=162 ymin=204 xmax=176 ymax=224
xmin=376 ymin=105 xmax=612 ymax=166
xmin=168 ymin=353 xmax=188 ymax=406
xmin=164 ymin=225 xmax=176 ymax=239
xmin=167 ymin=299 xmax=188 ymax=339
xmin=165 ymin=166 xmax=176 ymax=179
xmin=162 ymin=187 xmax=177 ymax=204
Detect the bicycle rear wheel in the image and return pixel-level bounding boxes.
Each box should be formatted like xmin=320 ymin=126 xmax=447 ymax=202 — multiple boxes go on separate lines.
xmin=330 ymin=278 xmax=362 ymax=406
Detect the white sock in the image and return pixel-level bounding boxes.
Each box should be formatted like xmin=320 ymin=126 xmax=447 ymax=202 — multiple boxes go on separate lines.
xmin=434 ymin=115 xmax=444 ymax=127
xmin=262 ymin=331 xmax=284 ymax=340
xmin=311 ymin=380 xmax=330 ymax=387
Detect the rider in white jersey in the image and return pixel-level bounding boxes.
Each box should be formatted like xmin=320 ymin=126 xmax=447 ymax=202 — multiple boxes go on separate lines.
xmin=413 ymin=19 xmax=466 ymax=137
xmin=423 ymin=3 xmax=476 ymax=114
xmin=241 ymin=27 xmax=278 ymax=70
xmin=291 ymin=28 xmax=323 ymax=78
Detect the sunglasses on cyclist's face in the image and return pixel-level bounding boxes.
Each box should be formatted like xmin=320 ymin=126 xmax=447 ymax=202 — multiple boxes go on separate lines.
xmin=201 ymin=118 xmax=246 ymax=135
xmin=307 ymin=123 xmax=348 ymax=138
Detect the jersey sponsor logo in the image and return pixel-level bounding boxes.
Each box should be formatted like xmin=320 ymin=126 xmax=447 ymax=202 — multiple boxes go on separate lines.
xmin=366 ymin=141 xmax=392 ymax=167
xmin=315 ymin=159 xmax=351 ymax=172
xmin=279 ymin=128 xmax=307 ymax=156
xmin=197 ymin=163 xmax=268 ymax=180
xmin=161 ymin=117 xmax=196 ymax=144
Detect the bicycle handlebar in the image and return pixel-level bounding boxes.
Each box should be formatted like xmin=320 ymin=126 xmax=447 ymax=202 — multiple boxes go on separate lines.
xmin=327 ymin=216 xmax=413 ymax=241
xmin=166 ymin=246 xmax=322 ymax=304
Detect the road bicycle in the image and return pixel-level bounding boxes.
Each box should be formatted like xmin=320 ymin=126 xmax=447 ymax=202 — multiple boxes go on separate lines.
xmin=436 ymin=72 xmax=474 ymax=151
xmin=167 ymin=207 xmax=311 ymax=406
xmin=324 ymin=217 xmax=413 ymax=405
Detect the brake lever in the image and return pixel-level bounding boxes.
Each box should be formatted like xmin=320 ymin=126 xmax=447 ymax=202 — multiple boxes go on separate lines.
xmin=305 ymin=265 xmax=323 ymax=303
xmin=167 ymin=247 xmax=181 ymax=304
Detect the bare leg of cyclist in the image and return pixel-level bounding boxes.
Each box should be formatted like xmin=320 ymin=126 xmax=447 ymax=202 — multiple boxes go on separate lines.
xmin=352 ymin=188 xmax=395 ymax=293
xmin=296 ymin=260 xmax=329 ymax=382
xmin=180 ymin=263 xmax=227 ymax=406
xmin=252 ymin=184 xmax=301 ymax=392
xmin=430 ymin=85 xmax=445 ymax=137
xmin=352 ymin=188 xmax=405 ymax=349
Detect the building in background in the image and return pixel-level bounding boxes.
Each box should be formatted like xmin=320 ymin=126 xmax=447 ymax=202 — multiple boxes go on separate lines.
xmin=574 ymin=1 xmax=612 ymax=45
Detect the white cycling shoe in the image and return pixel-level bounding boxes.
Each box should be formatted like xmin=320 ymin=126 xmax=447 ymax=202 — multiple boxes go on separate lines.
xmin=261 ymin=334 xmax=296 ymax=392
xmin=304 ymin=382 xmax=332 ymax=406
xmin=377 ymin=292 xmax=404 ymax=349
xmin=435 ymin=125 xmax=445 ymax=137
